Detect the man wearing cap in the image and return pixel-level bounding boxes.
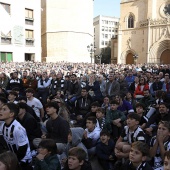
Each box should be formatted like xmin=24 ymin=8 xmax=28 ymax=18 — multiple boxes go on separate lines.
xmin=26 ymin=88 xmax=44 ymax=121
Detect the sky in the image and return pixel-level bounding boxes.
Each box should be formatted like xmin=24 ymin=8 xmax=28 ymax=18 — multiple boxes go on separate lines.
xmin=94 ymin=0 xmax=120 ymax=18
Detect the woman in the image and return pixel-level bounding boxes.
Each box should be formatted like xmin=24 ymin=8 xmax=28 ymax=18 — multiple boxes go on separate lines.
xmin=0 ymin=72 xmax=9 ymax=90
xmin=125 ymin=91 xmax=136 ymax=111
xmin=134 ymin=77 xmax=149 ymax=99
xmin=0 ymin=151 xmax=21 ymax=170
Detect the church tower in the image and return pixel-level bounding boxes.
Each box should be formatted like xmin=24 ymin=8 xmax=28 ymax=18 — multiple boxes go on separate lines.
xmin=41 ymin=0 xmax=94 ymax=62
xmin=118 ymin=0 xmax=170 ymax=64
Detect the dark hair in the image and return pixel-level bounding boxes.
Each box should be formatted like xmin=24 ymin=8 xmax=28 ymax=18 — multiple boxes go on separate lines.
xmin=0 ymin=97 xmax=7 ymax=104
xmin=96 ymin=107 xmax=105 ymax=114
xmin=136 ymin=103 xmax=146 ymax=110
xmin=17 ymin=102 xmax=28 ymax=110
xmin=4 ymin=103 xmax=19 ymax=118
xmin=100 ymin=130 xmax=110 ymax=137
xmin=68 ymin=147 xmax=86 ymax=162
xmin=45 ymin=101 xmax=59 ymax=111
xmin=91 ymin=101 xmax=100 ymax=107
xmin=110 ymin=99 xmax=119 ymax=105
xmin=159 ymin=102 xmax=169 ymax=109
xmin=12 ymin=87 xmax=20 ymax=92
xmin=164 ymin=151 xmax=170 ymax=160
xmin=131 ymin=141 xmax=149 ymax=157
xmin=9 ymin=91 xmax=18 ymax=98
xmin=159 ymin=121 xmax=170 ymax=131
xmin=18 ymin=96 xmax=27 ymax=102
xmin=25 ymin=88 xmax=35 ymax=94
xmin=0 ymin=151 xmax=21 ymax=170
xmin=38 ymin=139 xmax=57 ymax=155
xmin=86 ymin=116 xmax=97 ymax=124
xmin=127 ymin=113 xmax=141 ymax=122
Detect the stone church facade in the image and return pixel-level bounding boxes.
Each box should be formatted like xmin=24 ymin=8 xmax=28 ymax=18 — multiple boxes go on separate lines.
xmin=118 ymin=0 xmax=170 ymax=64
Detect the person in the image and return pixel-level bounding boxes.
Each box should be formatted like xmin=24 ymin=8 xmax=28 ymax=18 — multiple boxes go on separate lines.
xmin=17 ymin=102 xmax=42 ymax=150
xmin=26 ymin=88 xmax=44 ymax=121
xmin=0 ymin=72 xmax=9 ymax=90
xmin=82 ymin=116 xmax=101 ymax=156
xmin=135 ymin=103 xmax=148 ymax=130
xmin=105 ymin=99 xmax=126 ymax=141
xmin=115 ymin=113 xmax=146 ymax=159
xmin=96 ymin=130 xmax=115 ymax=170
xmin=61 ymin=127 xmax=88 ymax=167
xmin=0 ymin=103 xmax=32 ymax=170
xmin=150 ymin=121 xmax=170 ymax=170
xmin=33 ymin=139 xmax=61 ymax=170
xmin=105 ymin=73 xmax=120 ymax=98
xmin=121 ymin=141 xmax=153 ymax=170
xmin=164 ymin=151 xmax=170 ymax=170
xmin=96 ymin=107 xmax=106 ymax=131
xmin=33 ymin=101 xmax=69 ymax=154
xmin=63 ymin=147 xmax=92 ymax=170
xmin=0 ymin=151 xmax=22 ymax=170
xmin=36 ymin=71 xmax=51 ymax=105
xmin=8 ymin=91 xmax=18 ymax=104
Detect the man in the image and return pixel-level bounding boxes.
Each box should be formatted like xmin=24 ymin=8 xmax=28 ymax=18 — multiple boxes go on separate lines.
xmin=37 ymin=71 xmax=51 ymax=105
xmin=26 ymin=88 xmax=44 ymax=121
xmin=0 ymin=103 xmax=32 ymax=170
xmin=33 ymin=101 xmax=69 ymax=153
xmin=17 ymin=102 xmax=42 ymax=150
xmin=105 ymin=74 xmax=120 ymax=98
xmin=74 ymin=87 xmax=93 ymax=126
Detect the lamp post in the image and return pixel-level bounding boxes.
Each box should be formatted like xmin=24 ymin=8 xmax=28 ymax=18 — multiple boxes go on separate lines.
xmin=133 ymin=54 xmax=138 ymax=65
xmin=87 ymin=43 xmax=97 ymax=64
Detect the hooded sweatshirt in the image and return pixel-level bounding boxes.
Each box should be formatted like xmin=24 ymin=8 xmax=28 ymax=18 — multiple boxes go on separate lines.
xmin=61 ymin=127 xmax=88 ymax=160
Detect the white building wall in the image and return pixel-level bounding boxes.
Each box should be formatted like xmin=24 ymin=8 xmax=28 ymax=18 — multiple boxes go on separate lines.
xmin=0 ymin=0 xmax=41 ymax=62
xmin=93 ymin=15 xmax=119 ymax=56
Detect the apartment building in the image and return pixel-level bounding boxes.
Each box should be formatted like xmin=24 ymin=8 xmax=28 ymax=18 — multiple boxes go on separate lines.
xmin=93 ymin=15 xmax=119 ymax=56
xmin=0 ymin=0 xmax=41 ymax=62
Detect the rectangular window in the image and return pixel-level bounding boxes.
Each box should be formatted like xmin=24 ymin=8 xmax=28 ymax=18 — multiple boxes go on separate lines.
xmin=0 ymin=52 xmax=13 ymax=62
xmin=0 ymin=3 xmax=10 ymax=14
xmin=105 ymin=34 xmax=108 ymax=38
xmin=25 ymin=30 xmax=34 ymax=46
xmin=105 ymin=27 xmax=108 ymax=32
xmin=1 ymin=31 xmax=11 ymax=44
xmin=102 ymin=26 xmax=104 ymax=31
xmin=25 ymin=9 xmax=34 ymax=25
xmin=101 ymin=41 xmax=104 ymax=45
xmin=102 ymin=34 xmax=104 ymax=38
xmin=109 ymin=27 xmax=111 ymax=32
xmin=105 ymin=41 xmax=108 ymax=45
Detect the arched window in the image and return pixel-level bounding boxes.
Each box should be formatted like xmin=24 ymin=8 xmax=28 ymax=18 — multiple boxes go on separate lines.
xmin=128 ymin=15 xmax=134 ymax=28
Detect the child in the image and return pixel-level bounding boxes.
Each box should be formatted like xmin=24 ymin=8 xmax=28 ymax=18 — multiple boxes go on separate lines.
xmin=96 ymin=107 xmax=106 ymax=131
xmin=63 ymin=147 xmax=92 ymax=170
xmin=121 ymin=141 xmax=153 ymax=170
xmin=135 ymin=103 xmax=148 ymax=130
xmin=106 ymin=100 xmax=126 ymax=141
xmin=115 ymin=113 xmax=146 ymax=159
xmin=0 ymin=103 xmax=32 ymax=170
xmin=60 ymin=127 xmax=88 ymax=168
xmin=96 ymin=130 xmax=115 ymax=170
xmin=164 ymin=151 xmax=170 ymax=170
xmin=82 ymin=116 xmax=101 ymax=156
xmin=150 ymin=121 xmax=170 ymax=170
xmin=34 ymin=139 xmax=61 ymax=170
xmin=8 ymin=91 xmax=18 ymax=104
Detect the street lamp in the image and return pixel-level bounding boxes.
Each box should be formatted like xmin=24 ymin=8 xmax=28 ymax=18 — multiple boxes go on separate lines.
xmin=133 ymin=54 xmax=138 ymax=65
xmin=87 ymin=43 xmax=97 ymax=64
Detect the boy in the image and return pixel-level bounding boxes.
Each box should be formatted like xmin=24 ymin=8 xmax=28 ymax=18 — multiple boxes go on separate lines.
xmin=150 ymin=121 xmax=170 ymax=170
xmin=96 ymin=107 xmax=106 ymax=131
xmin=115 ymin=113 xmax=145 ymax=159
xmin=164 ymin=151 xmax=170 ymax=170
xmin=0 ymin=103 xmax=32 ymax=170
xmin=63 ymin=147 xmax=92 ymax=170
xmin=135 ymin=103 xmax=148 ymax=130
xmin=96 ymin=130 xmax=115 ymax=170
xmin=121 ymin=141 xmax=153 ymax=170
xmin=106 ymin=100 xmax=126 ymax=141
xmin=8 ymin=91 xmax=18 ymax=104
xmin=82 ymin=116 xmax=101 ymax=156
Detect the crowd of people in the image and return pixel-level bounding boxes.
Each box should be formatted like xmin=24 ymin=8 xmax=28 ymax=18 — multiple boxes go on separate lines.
xmin=0 ymin=61 xmax=170 ymax=170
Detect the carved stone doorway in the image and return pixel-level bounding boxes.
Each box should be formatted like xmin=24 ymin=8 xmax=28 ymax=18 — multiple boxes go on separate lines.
xmin=160 ymin=49 xmax=170 ymax=64
xmin=126 ymin=53 xmax=134 ymax=64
